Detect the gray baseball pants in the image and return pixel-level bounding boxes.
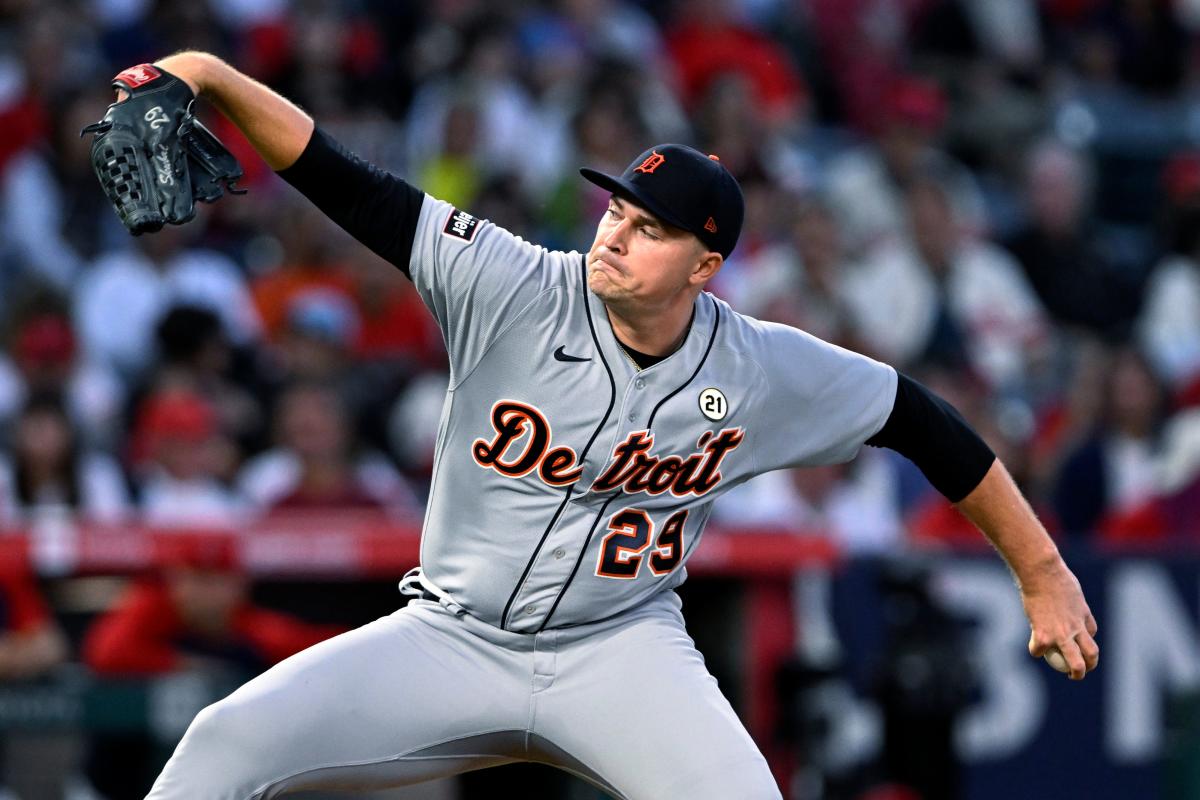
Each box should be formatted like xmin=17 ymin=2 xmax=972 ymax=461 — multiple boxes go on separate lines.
xmin=144 ymin=591 xmax=781 ymax=799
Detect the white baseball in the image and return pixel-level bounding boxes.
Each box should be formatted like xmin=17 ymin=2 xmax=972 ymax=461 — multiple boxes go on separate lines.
xmin=1044 ymin=647 xmax=1070 ymax=673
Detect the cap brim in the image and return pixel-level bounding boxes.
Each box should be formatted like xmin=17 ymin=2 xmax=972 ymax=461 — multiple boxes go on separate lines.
xmin=579 ymin=168 xmax=692 ymax=233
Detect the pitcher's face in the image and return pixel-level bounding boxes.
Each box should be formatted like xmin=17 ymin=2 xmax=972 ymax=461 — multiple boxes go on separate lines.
xmin=586 ymin=196 xmax=715 ymax=307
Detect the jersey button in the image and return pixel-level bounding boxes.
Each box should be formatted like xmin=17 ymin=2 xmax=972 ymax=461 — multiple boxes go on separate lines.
xmin=524 ymin=604 xmax=537 ymax=615
xmin=553 ymin=548 xmax=566 ymax=559
xmin=627 ymin=412 xmax=636 ymax=422
xmin=635 ymin=378 xmax=645 ymax=390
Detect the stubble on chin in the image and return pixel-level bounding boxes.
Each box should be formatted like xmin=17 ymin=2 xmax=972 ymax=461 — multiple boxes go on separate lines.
xmin=586 ymin=262 xmax=619 ymax=301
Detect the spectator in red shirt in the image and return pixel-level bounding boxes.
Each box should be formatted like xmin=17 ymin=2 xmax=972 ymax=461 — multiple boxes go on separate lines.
xmin=0 ymin=567 xmax=66 ymax=681
xmin=83 ymin=532 xmax=343 ymax=678
xmin=82 ymin=543 xmax=342 ymax=798
xmin=664 ymin=0 xmax=807 ymax=124
xmin=347 ymin=247 xmax=443 ymax=369
xmin=82 ymin=567 xmax=342 ymax=677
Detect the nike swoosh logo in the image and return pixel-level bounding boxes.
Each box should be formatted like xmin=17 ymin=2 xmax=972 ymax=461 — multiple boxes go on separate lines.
xmin=553 ymin=346 xmax=590 ymax=363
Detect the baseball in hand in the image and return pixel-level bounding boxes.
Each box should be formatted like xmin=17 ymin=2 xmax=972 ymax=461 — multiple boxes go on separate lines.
xmin=1044 ymin=646 xmax=1069 ymax=673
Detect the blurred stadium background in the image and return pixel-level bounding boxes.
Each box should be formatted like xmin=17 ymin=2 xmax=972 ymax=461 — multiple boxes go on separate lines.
xmin=1 ymin=0 xmax=1200 ymax=797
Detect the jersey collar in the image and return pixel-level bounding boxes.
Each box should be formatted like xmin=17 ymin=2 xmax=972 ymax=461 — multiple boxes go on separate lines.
xmin=582 ymin=264 xmax=717 ymax=381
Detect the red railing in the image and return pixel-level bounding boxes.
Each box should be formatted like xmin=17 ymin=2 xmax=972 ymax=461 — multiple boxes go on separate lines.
xmin=0 ymin=515 xmax=840 ymax=577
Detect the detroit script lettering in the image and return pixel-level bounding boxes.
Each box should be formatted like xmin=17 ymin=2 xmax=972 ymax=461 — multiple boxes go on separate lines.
xmin=472 ymin=400 xmax=744 ymax=497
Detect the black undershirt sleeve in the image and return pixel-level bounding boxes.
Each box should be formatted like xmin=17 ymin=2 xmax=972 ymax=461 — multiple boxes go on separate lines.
xmin=275 ymin=127 xmax=424 ymax=277
xmin=866 ymin=373 xmax=996 ymax=502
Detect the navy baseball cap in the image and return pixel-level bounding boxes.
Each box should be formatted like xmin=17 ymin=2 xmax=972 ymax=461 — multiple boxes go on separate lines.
xmin=580 ymin=144 xmax=745 ymax=258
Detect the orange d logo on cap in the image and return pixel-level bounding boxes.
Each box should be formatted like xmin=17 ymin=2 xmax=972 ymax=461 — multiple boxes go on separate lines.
xmin=634 ymin=151 xmax=666 ymax=174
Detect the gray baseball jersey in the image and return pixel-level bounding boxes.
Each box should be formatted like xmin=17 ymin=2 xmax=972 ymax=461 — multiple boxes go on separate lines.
xmin=147 ymin=192 xmax=896 ymax=800
xmin=409 ymin=196 xmax=897 ymax=632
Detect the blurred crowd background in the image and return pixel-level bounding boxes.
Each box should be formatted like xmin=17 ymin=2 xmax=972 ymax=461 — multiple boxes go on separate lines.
xmin=2 ymin=0 xmax=1200 ymax=797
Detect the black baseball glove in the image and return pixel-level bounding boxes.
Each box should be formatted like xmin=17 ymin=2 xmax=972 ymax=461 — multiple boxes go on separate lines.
xmin=81 ymin=64 xmax=245 ymax=235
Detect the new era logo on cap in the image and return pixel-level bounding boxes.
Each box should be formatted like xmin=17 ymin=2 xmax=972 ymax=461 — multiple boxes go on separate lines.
xmin=579 ymin=144 xmax=744 ymax=258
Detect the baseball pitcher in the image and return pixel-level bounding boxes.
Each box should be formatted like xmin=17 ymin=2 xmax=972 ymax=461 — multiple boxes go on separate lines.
xmin=85 ymin=53 xmax=1098 ymax=800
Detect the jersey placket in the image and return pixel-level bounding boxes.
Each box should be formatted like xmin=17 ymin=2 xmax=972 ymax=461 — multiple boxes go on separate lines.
xmin=501 ymin=263 xmax=721 ymax=633
xmin=499 ymin=367 xmax=651 ymax=633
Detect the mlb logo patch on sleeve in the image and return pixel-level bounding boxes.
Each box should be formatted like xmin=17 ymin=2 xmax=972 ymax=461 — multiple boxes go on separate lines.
xmin=443 ymin=209 xmax=480 ymax=242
